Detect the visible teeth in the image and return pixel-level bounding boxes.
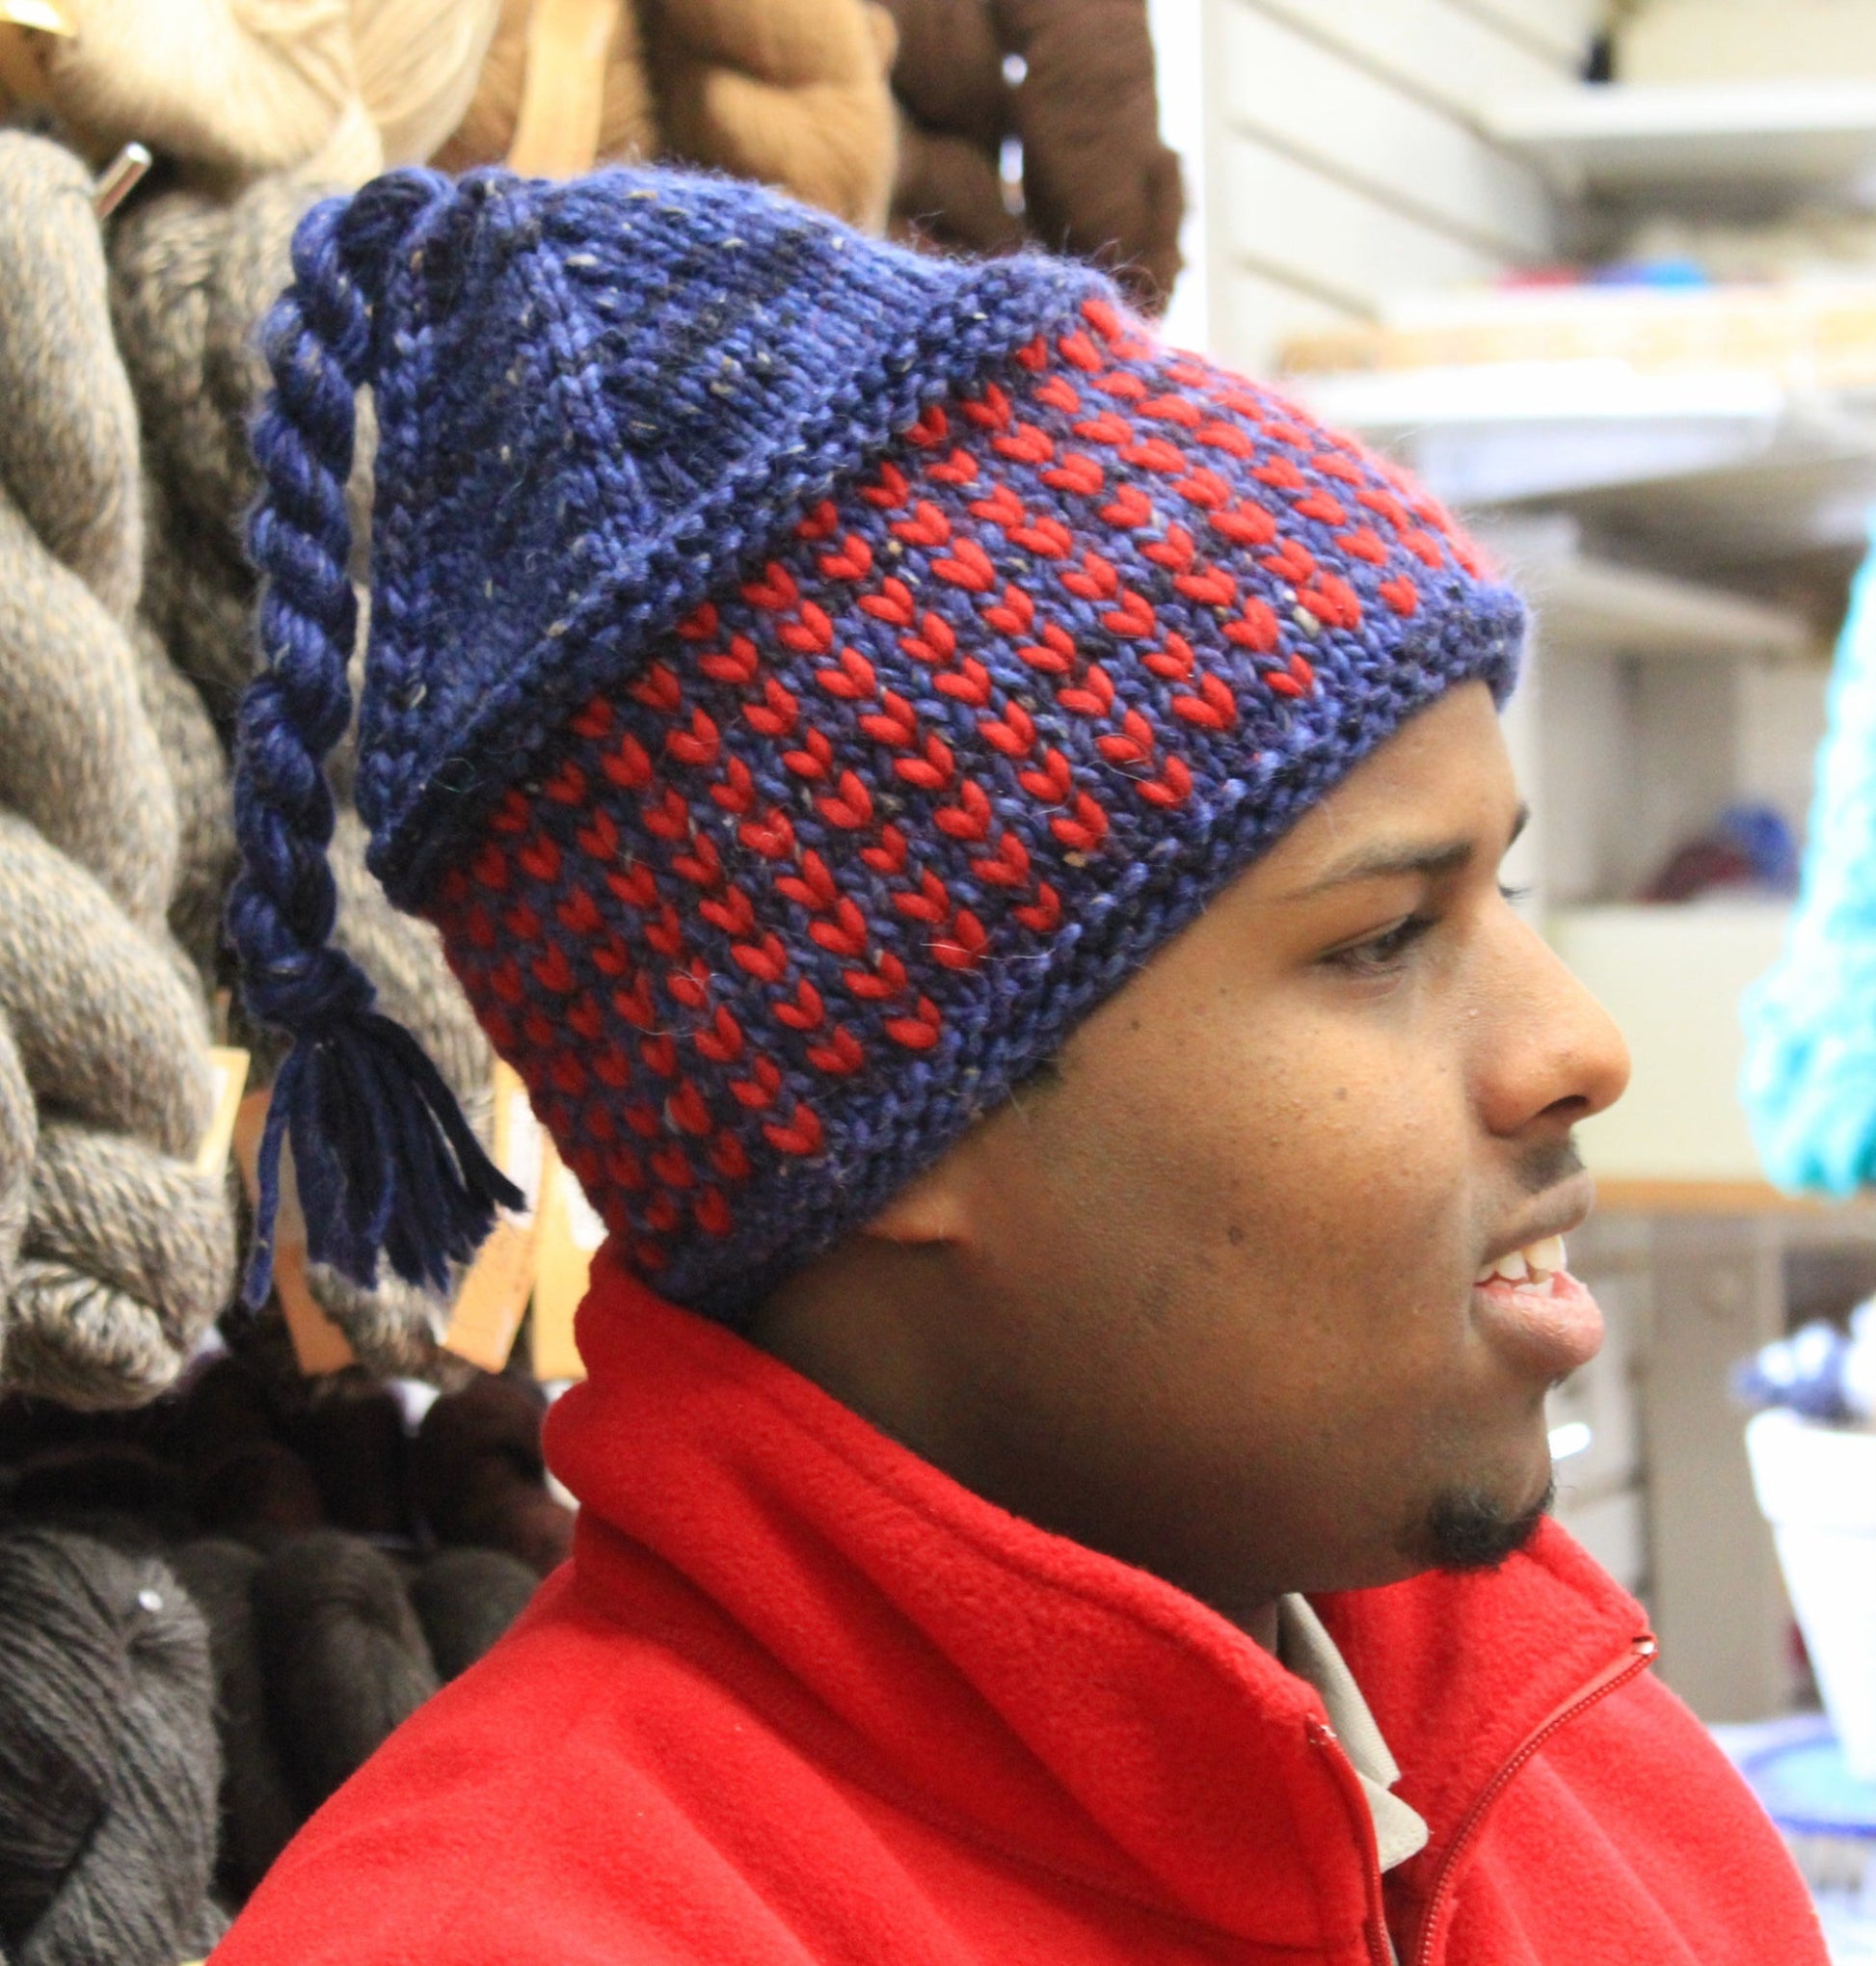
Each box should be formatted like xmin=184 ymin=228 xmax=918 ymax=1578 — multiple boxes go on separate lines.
xmin=1474 ymin=1236 xmax=1568 ymax=1287
xmin=1525 ymin=1234 xmax=1566 ymax=1279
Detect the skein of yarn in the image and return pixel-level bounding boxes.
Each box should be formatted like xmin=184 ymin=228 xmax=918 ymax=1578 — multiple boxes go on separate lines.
xmin=0 ymin=133 xmax=238 ymax=1410
xmin=249 ymin=1530 xmax=440 ymax=1817
xmin=881 ymin=0 xmax=1183 ymax=310
xmin=408 ymin=1545 xmax=539 ymax=1681
xmin=433 ymin=0 xmax=657 ymax=171
xmin=2 ymin=0 xmax=500 ymax=186
xmin=435 ymin=0 xmax=898 ymax=230
xmin=640 ymin=0 xmax=898 ymax=232
xmin=0 ymin=818 xmax=234 ymax=1409
xmin=0 ymin=1527 xmax=225 ymax=1966
xmin=414 ymin=1373 xmax=574 ymax=1576
xmin=1745 ymin=520 xmax=1876 ymax=1191
xmin=991 ymin=0 xmax=1183 ymax=310
xmin=0 ymin=135 xmax=174 ymax=933
xmin=167 ymin=1539 xmax=300 ymax=1902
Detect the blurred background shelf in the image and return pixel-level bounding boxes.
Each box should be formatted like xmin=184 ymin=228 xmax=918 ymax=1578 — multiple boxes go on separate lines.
xmin=1487 ymin=80 xmax=1876 ymax=200
xmin=1295 ymin=363 xmax=1876 ymax=565
xmin=1486 ymin=517 xmax=1814 ymax=659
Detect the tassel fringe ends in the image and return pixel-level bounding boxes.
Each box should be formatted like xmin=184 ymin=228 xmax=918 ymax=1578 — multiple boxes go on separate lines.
xmin=232 ymin=177 xmax=519 ymax=1307
xmin=243 ymin=1008 xmax=523 ymax=1307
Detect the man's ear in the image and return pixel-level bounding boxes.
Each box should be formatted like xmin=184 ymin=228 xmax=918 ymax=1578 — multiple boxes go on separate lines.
xmin=862 ymin=1152 xmax=978 ymax=1249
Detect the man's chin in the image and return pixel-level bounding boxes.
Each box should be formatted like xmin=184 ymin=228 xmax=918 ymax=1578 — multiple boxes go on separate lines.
xmin=1408 ymin=1475 xmax=1556 ymax=1574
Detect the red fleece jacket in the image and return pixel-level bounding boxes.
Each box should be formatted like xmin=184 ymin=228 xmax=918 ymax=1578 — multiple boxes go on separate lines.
xmin=214 ymin=1252 xmax=1827 ymax=1965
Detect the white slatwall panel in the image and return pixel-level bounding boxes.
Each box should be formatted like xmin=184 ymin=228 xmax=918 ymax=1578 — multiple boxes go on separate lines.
xmin=1239 ymin=0 xmax=1570 ymax=125
xmin=1216 ymin=266 xmax=1361 ymax=368
xmin=1215 ymin=4 xmax=1553 ymax=255
xmin=1453 ymin=0 xmax=1604 ymax=67
xmin=1213 ymin=127 xmax=1506 ymax=318
xmin=1199 ymin=0 xmax=1599 ymax=370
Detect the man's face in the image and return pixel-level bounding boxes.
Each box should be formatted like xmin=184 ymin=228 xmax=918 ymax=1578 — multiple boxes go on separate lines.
xmin=763 ymin=683 xmax=1631 ymax=1619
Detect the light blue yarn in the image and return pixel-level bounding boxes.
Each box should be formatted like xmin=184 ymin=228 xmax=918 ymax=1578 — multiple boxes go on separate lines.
xmin=1742 ymin=512 xmax=1876 ymax=1193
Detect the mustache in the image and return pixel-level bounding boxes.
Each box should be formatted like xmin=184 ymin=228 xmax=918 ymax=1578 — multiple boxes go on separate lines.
xmin=1514 ymin=1136 xmax=1585 ymax=1199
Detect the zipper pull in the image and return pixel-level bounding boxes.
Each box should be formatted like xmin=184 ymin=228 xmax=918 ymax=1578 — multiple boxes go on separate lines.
xmin=1308 ymin=1716 xmax=1396 ymax=1966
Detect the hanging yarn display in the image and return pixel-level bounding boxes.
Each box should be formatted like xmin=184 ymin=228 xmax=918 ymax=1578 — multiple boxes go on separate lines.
xmin=407 ymin=1545 xmax=539 ymax=1680
xmin=249 ymin=1530 xmax=442 ymax=1818
xmin=0 ymin=1527 xmax=226 ymax=1966
xmin=1744 ymin=517 xmax=1876 ymax=1192
xmin=0 ymin=133 xmax=237 ymax=1410
xmin=0 ymin=1344 xmax=561 ymax=1909
xmin=166 ymin=1539 xmax=300 ymax=1903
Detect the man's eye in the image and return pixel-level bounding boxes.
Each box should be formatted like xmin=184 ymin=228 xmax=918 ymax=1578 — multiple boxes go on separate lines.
xmin=1325 ymin=913 xmax=1436 ymax=975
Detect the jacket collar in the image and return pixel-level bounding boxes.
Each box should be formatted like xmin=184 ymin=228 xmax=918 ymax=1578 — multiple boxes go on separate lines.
xmin=547 ymin=1254 xmax=1651 ymax=1948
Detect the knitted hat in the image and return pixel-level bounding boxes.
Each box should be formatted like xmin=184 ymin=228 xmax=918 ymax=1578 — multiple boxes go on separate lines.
xmin=231 ymin=164 xmax=1522 ymax=1328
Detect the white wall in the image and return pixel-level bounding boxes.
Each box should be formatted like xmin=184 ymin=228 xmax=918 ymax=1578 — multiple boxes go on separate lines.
xmin=1195 ymin=0 xmax=1605 ymax=370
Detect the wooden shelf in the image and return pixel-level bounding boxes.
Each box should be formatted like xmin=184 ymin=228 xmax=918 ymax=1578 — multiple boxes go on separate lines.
xmin=1487 ymin=80 xmax=1876 ymax=197
xmin=1595 ymin=1178 xmax=1859 ymax=1215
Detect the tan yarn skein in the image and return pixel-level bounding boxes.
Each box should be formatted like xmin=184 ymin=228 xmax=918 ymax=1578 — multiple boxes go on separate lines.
xmin=3 ymin=0 xmax=499 ymax=185
xmin=433 ymin=0 xmax=657 ymax=171
xmin=25 ymin=0 xmax=383 ymax=183
xmin=353 ymin=0 xmax=501 ymax=164
xmin=641 ymin=0 xmax=898 ymax=232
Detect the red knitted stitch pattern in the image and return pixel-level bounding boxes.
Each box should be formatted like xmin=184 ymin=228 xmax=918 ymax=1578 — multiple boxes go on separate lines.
xmin=428 ymin=297 xmax=1514 ymax=1317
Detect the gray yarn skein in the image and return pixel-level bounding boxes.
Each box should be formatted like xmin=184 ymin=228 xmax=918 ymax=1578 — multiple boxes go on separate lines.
xmin=111 ymin=173 xmax=495 ymax=1379
xmin=0 ymin=132 xmax=239 ymax=1408
xmin=0 ymin=138 xmax=177 ymax=933
xmin=128 ymin=619 xmax=236 ymax=990
xmin=0 ymin=1528 xmax=225 ymax=1966
xmin=0 ymin=1028 xmax=31 ymax=1320
xmin=0 ymin=817 xmax=234 ymax=1410
xmin=0 ymin=139 xmax=228 ymax=991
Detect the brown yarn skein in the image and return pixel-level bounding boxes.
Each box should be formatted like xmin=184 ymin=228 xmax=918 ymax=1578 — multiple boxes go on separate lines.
xmin=643 ymin=0 xmax=899 ymax=232
xmin=168 ymin=1539 xmax=300 ymax=1903
xmin=992 ymin=0 xmax=1183 ymax=310
xmin=409 ymin=1546 xmax=540 ymax=1682
xmin=414 ymin=1372 xmax=574 ymax=1576
xmin=250 ymin=1530 xmax=440 ymax=1818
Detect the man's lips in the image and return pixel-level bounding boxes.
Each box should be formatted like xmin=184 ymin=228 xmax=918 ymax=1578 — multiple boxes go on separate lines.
xmin=1470 ymin=1172 xmax=1604 ymax=1380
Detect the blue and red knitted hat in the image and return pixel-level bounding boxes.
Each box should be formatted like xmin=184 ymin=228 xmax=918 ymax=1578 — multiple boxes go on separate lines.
xmin=231 ymin=165 xmax=1523 ymax=1327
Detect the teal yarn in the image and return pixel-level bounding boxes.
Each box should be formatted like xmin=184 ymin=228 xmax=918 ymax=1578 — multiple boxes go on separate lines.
xmin=1743 ymin=512 xmax=1876 ymax=1192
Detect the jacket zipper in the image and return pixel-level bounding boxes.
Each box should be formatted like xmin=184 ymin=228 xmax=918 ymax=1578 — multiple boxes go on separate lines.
xmin=1407 ymin=1633 xmax=1658 ymax=1966
xmin=1306 ymin=1717 xmax=1397 ymax=1966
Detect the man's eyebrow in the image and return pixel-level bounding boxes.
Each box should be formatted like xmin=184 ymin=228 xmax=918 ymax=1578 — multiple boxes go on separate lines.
xmin=1281 ymin=804 xmax=1530 ymax=902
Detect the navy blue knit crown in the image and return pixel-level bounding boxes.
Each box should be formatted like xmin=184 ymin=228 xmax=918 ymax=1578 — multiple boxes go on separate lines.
xmin=231 ymin=164 xmax=1524 ymax=1325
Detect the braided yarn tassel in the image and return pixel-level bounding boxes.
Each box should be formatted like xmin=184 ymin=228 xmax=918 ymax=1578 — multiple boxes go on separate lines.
xmin=229 ymin=197 xmax=520 ymax=1306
